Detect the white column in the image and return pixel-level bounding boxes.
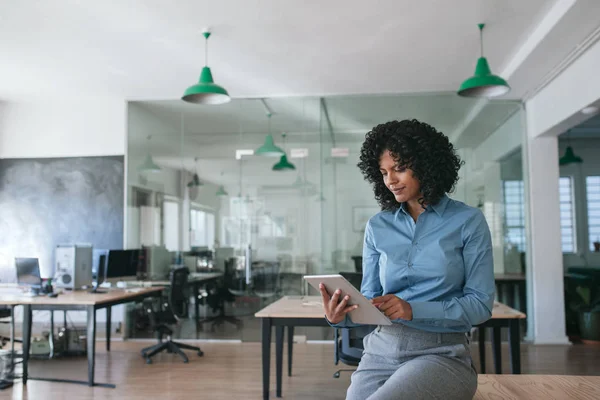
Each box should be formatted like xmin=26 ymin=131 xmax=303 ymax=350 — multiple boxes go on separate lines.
xmin=524 ymin=133 xmax=569 ymax=344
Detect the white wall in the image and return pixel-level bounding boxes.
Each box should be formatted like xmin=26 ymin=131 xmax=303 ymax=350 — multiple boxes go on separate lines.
xmin=0 ymin=96 xmax=126 ymax=158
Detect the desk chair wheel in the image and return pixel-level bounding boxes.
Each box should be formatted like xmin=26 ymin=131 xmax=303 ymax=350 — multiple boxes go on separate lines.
xmin=197 ymin=351 xmax=204 ymax=356
xmin=146 ymin=358 xmax=152 ymax=365
xmin=333 ymin=372 xmax=341 ymax=379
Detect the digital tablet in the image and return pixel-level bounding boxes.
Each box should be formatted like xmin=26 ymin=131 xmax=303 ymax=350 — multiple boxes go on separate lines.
xmin=304 ymin=274 xmax=392 ymax=326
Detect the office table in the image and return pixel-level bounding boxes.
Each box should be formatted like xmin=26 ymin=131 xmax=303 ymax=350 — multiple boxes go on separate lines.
xmin=255 ymin=296 xmax=526 ymax=400
xmin=0 ymin=287 xmax=163 ymax=388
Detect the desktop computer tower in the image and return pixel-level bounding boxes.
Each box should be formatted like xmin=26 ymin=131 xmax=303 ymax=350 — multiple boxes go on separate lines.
xmin=54 ymin=244 xmax=93 ymax=289
xmin=144 ymin=245 xmax=171 ymax=280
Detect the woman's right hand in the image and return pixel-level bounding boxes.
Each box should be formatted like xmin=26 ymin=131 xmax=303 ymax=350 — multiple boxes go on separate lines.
xmin=319 ymin=283 xmax=358 ymax=324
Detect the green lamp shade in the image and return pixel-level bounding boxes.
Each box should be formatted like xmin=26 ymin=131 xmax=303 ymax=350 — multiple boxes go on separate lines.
xmin=255 ymin=134 xmax=285 ymax=157
xmin=138 ymin=154 xmax=161 ymax=173
xmin=559 ymin=146 xmax=583 ymax=166
xmin=216 ymin=185 xmax=229 ymax=196
xmin=187 ymin=173 xmax=203 ymax=188
xmin=182 ymin=67 xmax=231 ymax=105
xmin=272 ymin=154 xmax=296 ymax=171
xmin=458 ymin=58 xmax=510 ymax=98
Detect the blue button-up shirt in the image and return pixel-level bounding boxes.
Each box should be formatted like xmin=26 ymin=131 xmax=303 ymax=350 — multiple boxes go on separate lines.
xmin=336 ymin=195 xmax=495 ymax=333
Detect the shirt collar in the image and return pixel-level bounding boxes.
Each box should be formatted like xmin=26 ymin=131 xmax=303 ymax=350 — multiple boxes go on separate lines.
xmin=395 ymin=195 xmax=450 ymax=218
xmin=428 ymin=194 xmax=450 ymax=217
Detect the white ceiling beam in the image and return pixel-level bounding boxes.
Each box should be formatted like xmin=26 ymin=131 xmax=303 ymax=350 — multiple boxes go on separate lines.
xmin=449 ymin=0 xmax=577 ymax=145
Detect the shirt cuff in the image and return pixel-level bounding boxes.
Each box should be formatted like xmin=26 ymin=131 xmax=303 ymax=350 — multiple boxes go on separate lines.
xmin=410 ymin=301 xmax=445 ymax=321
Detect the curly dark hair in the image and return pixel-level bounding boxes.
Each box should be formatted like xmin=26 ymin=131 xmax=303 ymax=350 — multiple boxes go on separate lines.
xmin=357 ymin=119 xmax=462 ymax=211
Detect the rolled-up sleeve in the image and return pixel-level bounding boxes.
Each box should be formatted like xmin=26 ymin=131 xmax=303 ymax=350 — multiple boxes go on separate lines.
xmin=409 ymin=210 xmax=495 ymax=330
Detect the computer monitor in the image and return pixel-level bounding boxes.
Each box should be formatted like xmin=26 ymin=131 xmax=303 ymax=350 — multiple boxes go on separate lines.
xmin=15 ymin=258 xmax=42 ymax=288
xmin=106 ymin=249 xmax=139 ymax=279
xmin=92 ymin=249 xmax=109 ymax=286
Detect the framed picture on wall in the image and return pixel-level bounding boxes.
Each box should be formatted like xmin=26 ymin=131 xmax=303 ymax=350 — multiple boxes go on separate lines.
xmin=352 ymin=206 xmax=379 ymax=232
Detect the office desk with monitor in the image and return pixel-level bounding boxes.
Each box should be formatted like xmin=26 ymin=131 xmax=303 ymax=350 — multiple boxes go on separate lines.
xmin=255 ymin=296 xmax=526 ymax=400
xmin=0 ymin=287 xmax=164 ymax=388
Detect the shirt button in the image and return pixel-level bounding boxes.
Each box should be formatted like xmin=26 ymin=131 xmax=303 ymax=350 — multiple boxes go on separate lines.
xmin=408 ymin=262 xmax=413 ymax=267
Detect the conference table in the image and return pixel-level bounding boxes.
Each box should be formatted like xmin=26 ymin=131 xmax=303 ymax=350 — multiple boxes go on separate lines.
xmin=0 ymin=287 xmax=164 ymax=388
xmin=255 ymin=296 xmax=526 ymax=400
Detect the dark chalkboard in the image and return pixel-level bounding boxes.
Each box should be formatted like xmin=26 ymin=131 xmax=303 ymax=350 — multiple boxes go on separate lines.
xmin=0 ymin=156 xmax=124 ymax=281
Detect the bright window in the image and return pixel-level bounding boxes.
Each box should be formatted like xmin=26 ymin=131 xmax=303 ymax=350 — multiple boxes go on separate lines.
xmin=191 ymin=208 xmax=215 ymax=248
xmin=503 ymin=180 xmax=526 ymax=252
xmin=559 ymin=177 xmax=576 ymax=253
xmin=162 ymin=200 xmax=180 ymax=251
xmin=586 ymin=176 xmax=600 ymax=251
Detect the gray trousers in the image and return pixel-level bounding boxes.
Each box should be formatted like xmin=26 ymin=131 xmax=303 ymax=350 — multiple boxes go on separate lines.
xmin=346 ymin=324 xmax=477 ymax=400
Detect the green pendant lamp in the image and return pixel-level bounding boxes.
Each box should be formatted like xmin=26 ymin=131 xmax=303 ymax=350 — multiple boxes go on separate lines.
xmin=187 ymin=157 xmax=204 ymax=187
xmin=559 ymin=130 xmax=583 ymax=166
xmin=458 ymin=24 xmax=510 ymax=98
xmin=272 ymin=133 xmax=296 ymax=171
xmin=255 ymin=112 xmax=285 ymax=157
xmin=216 ymin=185 xmax=229 ymax=196
xmin=138 ymin=154 xmax=161 ymax=173
xmin=138 ymin=135 xmax=161 ymax=173
xmin=559 ymin=146 xmax=583 ymax=166
xmin=182 ymin=30 xmax=230 ymax=105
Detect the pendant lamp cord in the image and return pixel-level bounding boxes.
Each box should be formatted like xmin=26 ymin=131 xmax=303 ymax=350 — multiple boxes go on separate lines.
xmin=478 ymin=23 xmax=485 ymax=57
xmin=203 ymin=31 xmax=211 ymax=67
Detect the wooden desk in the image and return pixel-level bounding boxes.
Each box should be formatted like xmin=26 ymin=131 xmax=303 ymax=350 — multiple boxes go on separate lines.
xmin=475 ymin=375 xmax=600 ymax=399
xmin=0 ymin=287 xmax=163 ymax=388
xmin=255 ymin=296 xmax=526 ymax=400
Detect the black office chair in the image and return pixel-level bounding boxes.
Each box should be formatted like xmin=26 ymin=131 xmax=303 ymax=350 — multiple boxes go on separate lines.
xmin=333 ymin=325 xmax=375 ymax=378
xmin=0 ymin=307 xmax=21 ymax=349
xmin=141 ymin=267 xmax=204 ymax=364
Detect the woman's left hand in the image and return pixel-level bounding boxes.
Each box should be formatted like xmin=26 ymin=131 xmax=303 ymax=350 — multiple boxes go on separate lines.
xmin=371 ymin=294 xmax=413 ymax=321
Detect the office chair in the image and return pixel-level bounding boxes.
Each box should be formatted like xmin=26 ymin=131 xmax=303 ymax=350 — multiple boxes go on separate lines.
xmin=198 ymin=276 xmax=243 ymax=332
xmin=141 ymin=267 xmax=204 ymax=364
xmin=333 ymin=325 xmax=375 ymax=378
xmin=0 ymin=307 xmax=21 ymax=349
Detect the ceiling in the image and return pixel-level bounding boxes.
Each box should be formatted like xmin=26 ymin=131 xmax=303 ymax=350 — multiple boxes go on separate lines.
xmin=0 ymin=0 xmax=576 ymax=101
xmin=560 ymin=112 xmax=600 ymax=139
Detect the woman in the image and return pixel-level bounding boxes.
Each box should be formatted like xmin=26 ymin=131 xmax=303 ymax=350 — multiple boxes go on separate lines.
xmin=320 ymin=119 xmax=495 ymax=400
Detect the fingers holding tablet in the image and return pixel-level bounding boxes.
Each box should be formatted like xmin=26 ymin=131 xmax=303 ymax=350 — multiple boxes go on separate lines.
xmin=319 ymin=283 xmax=358 ymax=324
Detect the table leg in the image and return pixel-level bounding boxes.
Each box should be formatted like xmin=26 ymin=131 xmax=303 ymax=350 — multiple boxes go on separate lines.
xmin=22 ymin=305 xmax=32 ymax=384
xmin=491 ymin=326 xmax=502 ymax=374
xmin=276 ymin=326 xmax=284 ymax=397
xmin=288 ymin=326 xmax=294 ymax=377
xmin=478 ymin=327 xmax=486 ymax=374
xmin=49 ymin=311 xmax=55 ymax=358
xmin=10 ymin=305 xmax=15 ymax=355
xmin=87 ymin=306 xmax=97 ymax=386
xmin=106 ymin=307 xmax=111 ymax=352
xmin=194 ymin=283 xmax=200 ymax=331
xmin=509 ymin=319 xmax=521 ymax=374
xmin=262 ymin=318 xmax=272 ymax=400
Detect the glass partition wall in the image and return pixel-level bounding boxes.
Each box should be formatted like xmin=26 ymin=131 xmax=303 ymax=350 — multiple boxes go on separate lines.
xmin=126 ymin=94 xmax=523 ymax=341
